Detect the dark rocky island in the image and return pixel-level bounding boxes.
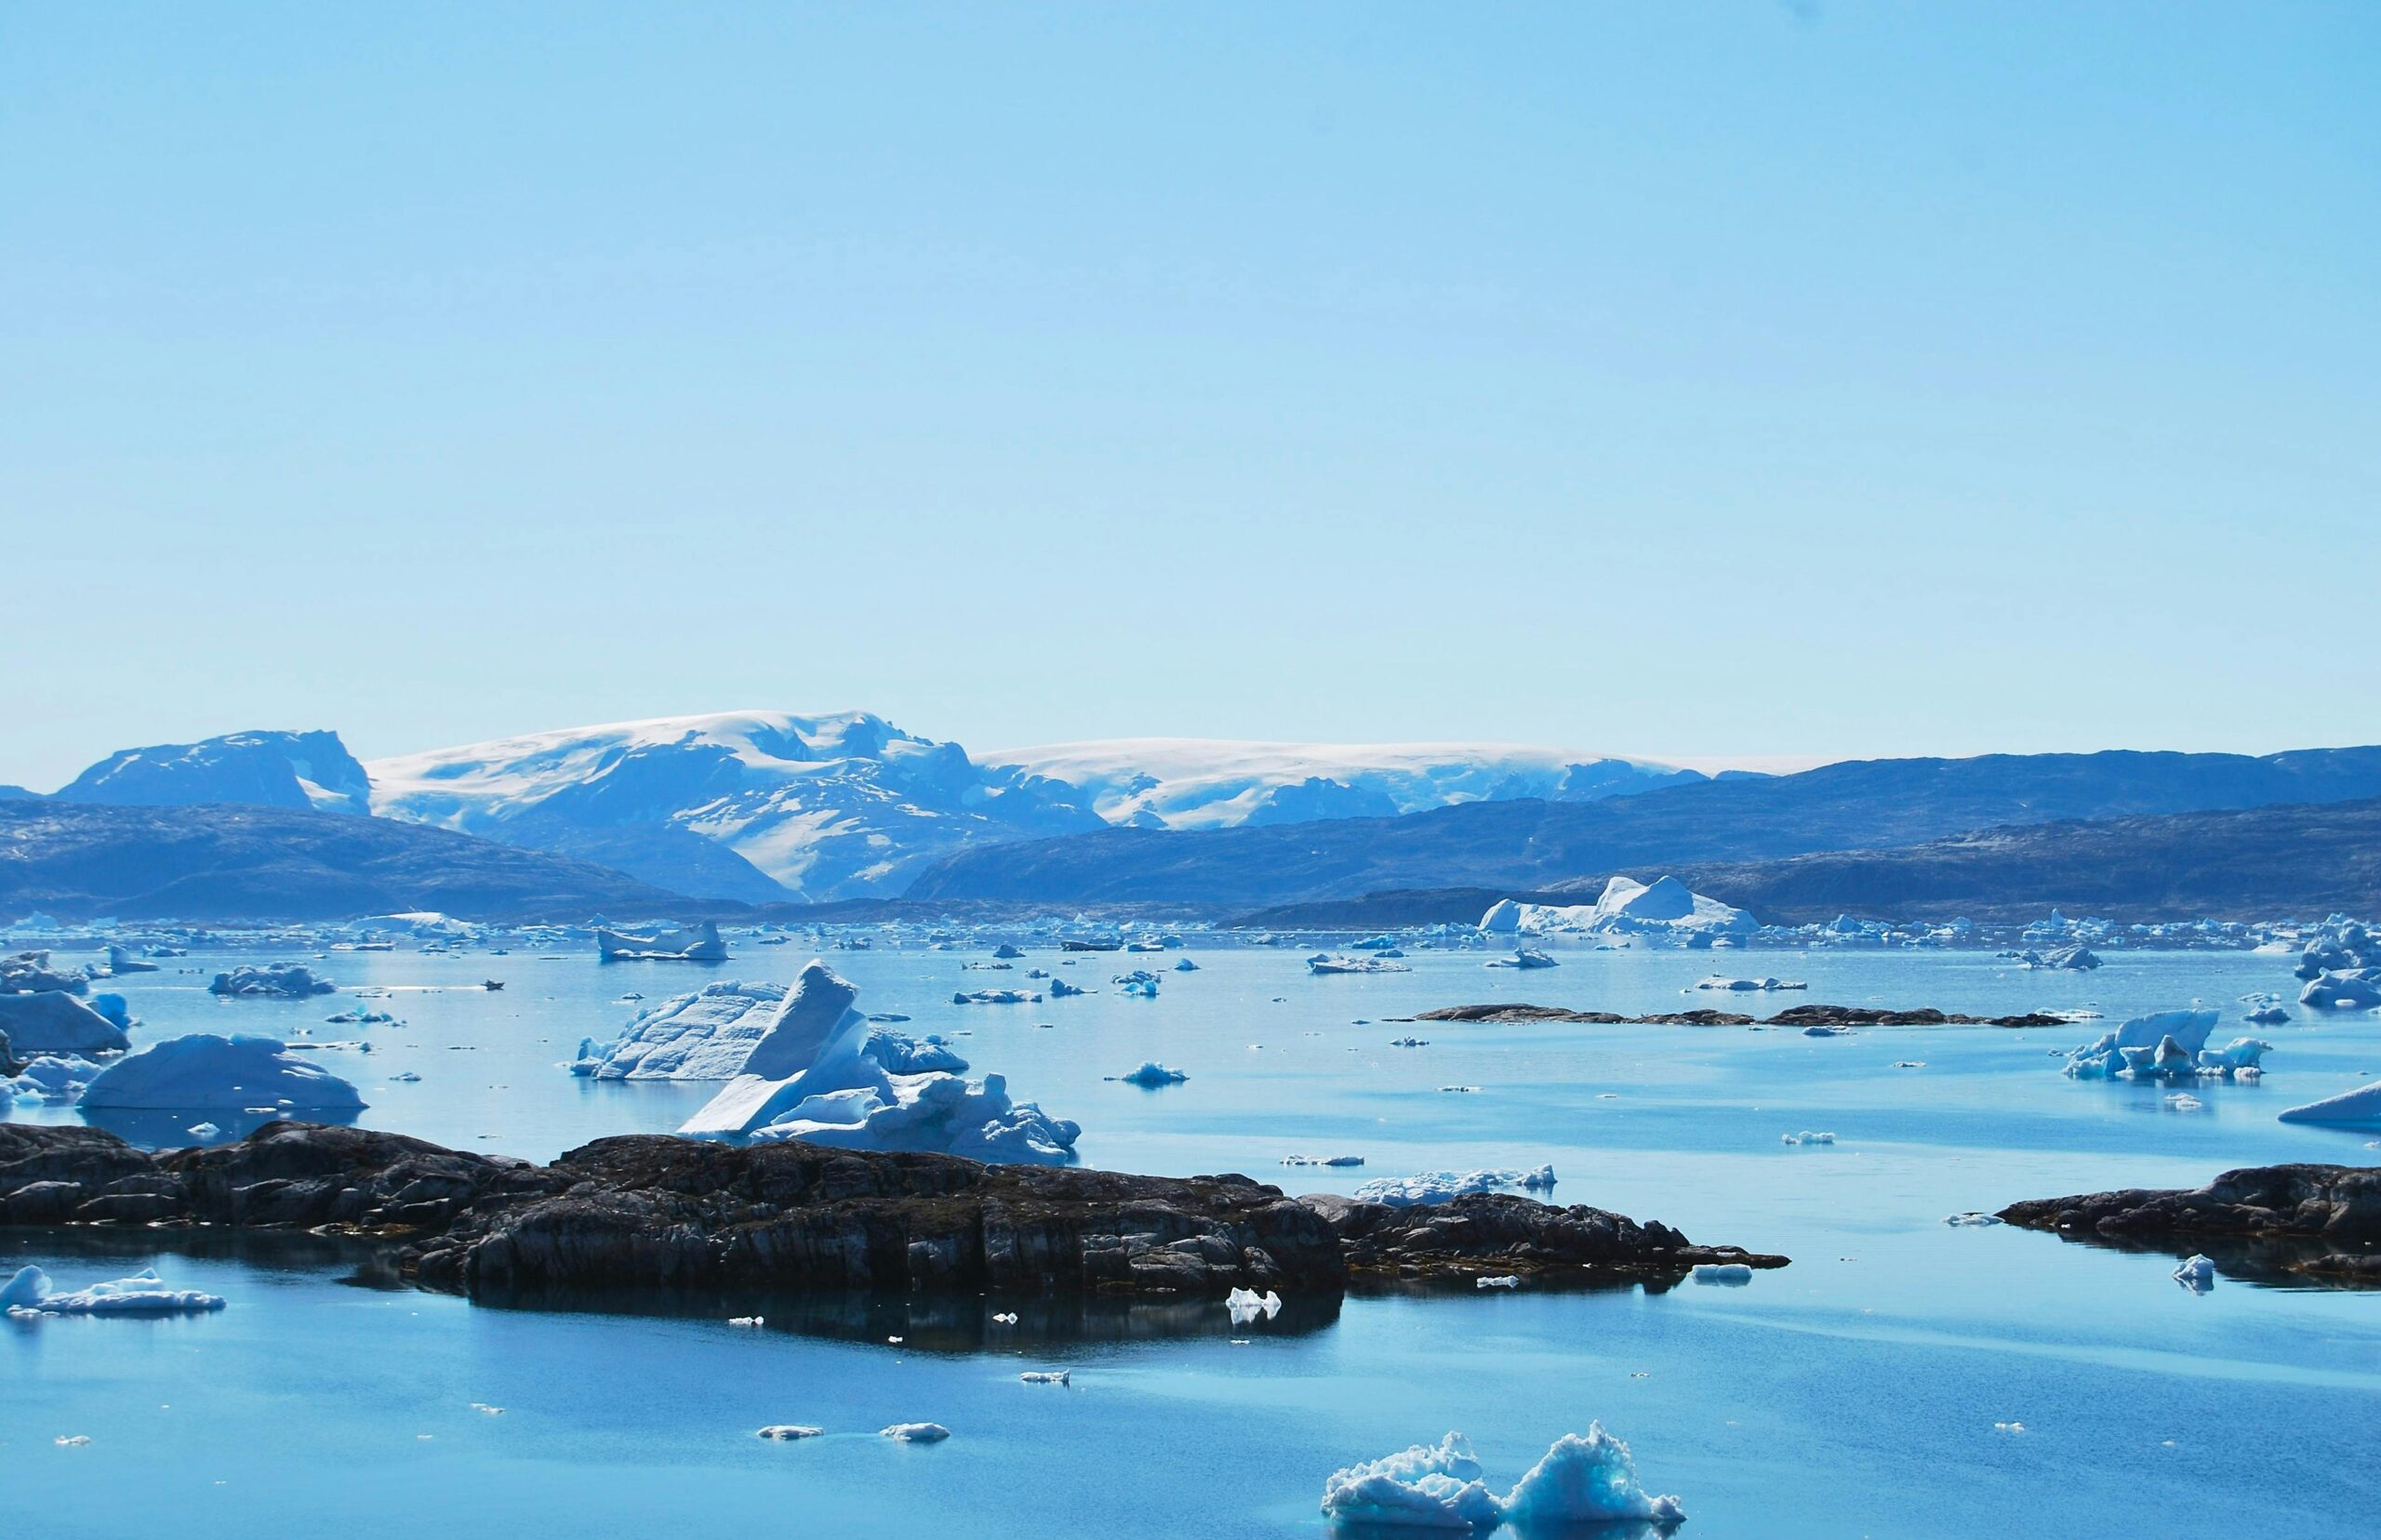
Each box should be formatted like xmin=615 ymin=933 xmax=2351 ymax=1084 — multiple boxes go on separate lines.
xmin=0 ymin=1122 xmax=1786 ymax=1306
xmin=1412 ymin=1002 xmax=2069 ymax=1028
xmin=1998 ymin=1163 xmax=2381 ymax=1285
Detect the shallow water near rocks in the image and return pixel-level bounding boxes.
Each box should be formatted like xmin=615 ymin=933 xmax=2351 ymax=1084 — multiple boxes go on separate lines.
xmin=7 ymin=943 xmax=2380 ymax=1536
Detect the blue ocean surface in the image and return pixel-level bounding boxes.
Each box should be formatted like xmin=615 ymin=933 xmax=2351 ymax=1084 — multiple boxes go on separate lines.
xmin=8 ymin=942 xmax=2380 ymax=1536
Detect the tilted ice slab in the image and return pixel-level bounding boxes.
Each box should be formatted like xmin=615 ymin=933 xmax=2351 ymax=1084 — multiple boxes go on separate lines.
xmin=0 ymin=991 xmax=130 ymax=1055
xmin=78 ymin=1033 xmax=366 ymax=1112
xmin=1351 ymin=1166 xmax=1556 ymax=1207
xmin=2277 ymin=1080 xmax=2381 ymax=1126
xmin=571 ymin=979 xmax=966 ymax=1082
xmin=1320 ymin=1427 xmax=1682 ymax=1532
xmin=679 ymin=961 xmax=1078 ymax=1164
xmin=3 ymin=1266 xmax=226 ymax=1319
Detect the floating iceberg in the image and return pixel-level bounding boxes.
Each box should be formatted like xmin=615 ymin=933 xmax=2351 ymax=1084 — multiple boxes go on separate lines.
xmin=2007 ymin=945 xmax=2101 ymax=971
xmin=2299 ymin=969 xmax=2381 ymax=1010
xmin=207 ymin=963 xmax=337 ymax=999
xmin=1049 ymin=978 xmax=1090 ymax=998
xmin=678 ymin=962 xmax=1078 ymax=1164
xmin=1484 ymin=949 xmax=1558 ymax=970
xmin=881 ymin=1423 xmax=950 ymax=1443
xmin=596 ymin=922 xmax=727 ymax=962
xmin=1696 ymin=976 xmax=1806 ymax=992
xmin=2061 ymin=1009 xmax=2223 ymax=1080
xmin=104 ymin=945 xmax=159 ymax=975
xmin=2174 ymin=1255 xmax=2215 ymax=1292
xmin=3 ymin=1266 xmax=226 ymax=1319
xmin=756 ymin=1425 xmax=822 ymax=1440
xmin=77 ymin=1033 xmax=366 ymax=1112
xmin=1691 ymin=1263 xmax=1753 ymax=1285
xmin=4 ymin=1055 xmax=104 ymax=1105
xmin=571 ymin=980 xmax=964 ymax=1080
xmin=2239 ymin=992 xmax=2293 ymax=1026
xmin=1115 ymin=1061 xmax=1188 ymax=1088
xmin=2277 ymin=1080 xmax=2381 ymax=1126
xmin=1 ymin=950 xmax=89 ymax=996
xmin=0 ymin=991 xmax=130 ymax=1055
xmin=1225 ymin=1286 xmax=1283 ymax=1325
xmin=1307 ymin=954 xmax=1411 ymax=975
xmin=1351 ymin=1166 xmax=1555 ymax=1207
xmin=1779 ymin=1130 xmax=1835 ymax=1146
xmin=1111 ymin=970 xmax=1163 ymax=997
xmin=1482 ymin=876 xmax=1753 ymax=948
xmin=1321 ymin=1427 xmax=1681 ymax=1533
xmin=953 ymin=989 xmax=1043 ymax=1005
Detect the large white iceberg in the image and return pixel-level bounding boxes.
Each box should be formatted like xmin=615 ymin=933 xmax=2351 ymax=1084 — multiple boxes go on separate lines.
xmin=0 ymin=991 xmax=130 ymax=1055
xmin=78 ymin=1033 xmax=367 ymax=1112
xmin=3 ymin=1266 xmax=226 ymax=1318
xmin=1482 ymin=877 xmax=1753 ymax=947
xmin=678 ymin=961 xmax=1078 ymax=1163
xmin=2061 ymin=1009 xmax=2229 ymax=1080
xmin=1320 ymin=1427 xmax=1682 ymax=1533
xmin=570 ymin=979 xmax=966 ymax=1082
xmin=2299 ymin=969 xmax=2381 ymax=1010
xmin=597 ymin=921 xmax=728 ymax=962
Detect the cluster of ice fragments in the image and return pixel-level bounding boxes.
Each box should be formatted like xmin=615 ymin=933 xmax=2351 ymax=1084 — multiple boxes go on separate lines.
xmin=653 ymin=962 xmax=1079 ymax=1164
xmin=1352 ymin=1167 xmax=1556 ymax=1207
xmin=3 ymin=1266 xmax=226 ymax=1319
xmin=1481 ymin=876 xmax=1754 ymax=949
xmin=2294 ymin=917 xmax=2381 ymax=1009
xmin=208 ymin=963 xmax=338 ymax=999
xmin=1320 ymin=1427 xmax=1683 ymax=1532
xmin=2059 ymin=1009 xmax=2269 ymax=1082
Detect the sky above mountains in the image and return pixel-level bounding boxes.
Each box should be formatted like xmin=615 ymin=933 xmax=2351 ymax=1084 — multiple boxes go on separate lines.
xmin=6 ymin=4 xmax=2375 ymax=790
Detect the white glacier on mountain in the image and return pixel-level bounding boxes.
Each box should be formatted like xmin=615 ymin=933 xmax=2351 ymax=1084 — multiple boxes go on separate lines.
xmin=980 ymin=739 xmax=1715 ymax=830
xmin=366 ymin=710 xmax=1107 ymax=902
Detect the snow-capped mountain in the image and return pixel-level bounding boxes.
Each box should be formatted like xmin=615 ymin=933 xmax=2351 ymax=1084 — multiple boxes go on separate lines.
xmin=365 ymin=711 xmax=1106 ymax=903
xmin=978 ymin=740 xmax=1710 ymax=830
xmin=51 ymin=730 xmax=371 ymax=816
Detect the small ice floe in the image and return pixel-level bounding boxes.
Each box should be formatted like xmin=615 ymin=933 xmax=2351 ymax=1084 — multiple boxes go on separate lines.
xmin=390 ymin=1071 xmax=422 ymax=1082
xmin=1437 ymin=1084 xmax=1482 ymax=1094
xmin=880 ymin=1423 xmax=950 ymax=1443
xmin=1696 ymin=976 xmax=1806 ymax=992
xmin=886 ymin=1335 xmax=903 ymax=1345
xmin=1389 ymin=1036 xmax=1429 ymax=1048
xmin=2164 ymin=1093 xmax=2205 ymax=1112
xmin=1018 ymin=1371 xmax=1071 ymax=1385
xmin=1893 ymin=1060 xmax=1927 ymax=1069
xmin=2173 ymin=1255 xmax=2216 ymax=1292
xmin=1281 ymin=1154 xmax=1364 ymax=1168
xmin=1779 ymin=1130 xmax=1836 ymax=1146
xmin=470 ymin=1402 xmax=504 ymax=1415
xmin=1307 ymin=953 xmax=1411 ymax=975
xmin=1112 ymin=970 xmax=1163 ymax=998
xmin=727 ymin=1315 xmax=764 ymax=1327
xmin=1943 ymin=1212 xmax=2003 ymax=1228
xmin=185 ymin=1122 xmax=221 ymax=1139
xmin=4 ymin=1266 xmax=225 ymax=1319
xmin=1111 ymin=1061 xmax=1189 ymax=1088
xmin=1483 ymin=949 xmax=1558 ymax=970
xmin=1225 ymin=1287 xmax=1284 ymax=1325
xmin=1475 ymin=1275 xmax=1522 ymax=1290
xmin=991 ymin=1312 xmax=1019 ymax=1325
xmin=1691 ymin=1263 xmax=1753 ymax=1286
xmin=1802 ymin=1025 xmax=1855 ymax=1038
xmin=55 ymin=1435 xmax=91 ymax=1447
xmin=2240 ymin=992 xmax=2292 ymax=1026
xmin=757 ymin=1425 xmax=824 ymax=1440
xmin=1319 ymin=1427 xmax=1683 ymax=1532
xmin=1352 ymin=1167 xmax=1554 ymax=1206
xmin=1995 ymin=1421 xmax=2027 ymax=1435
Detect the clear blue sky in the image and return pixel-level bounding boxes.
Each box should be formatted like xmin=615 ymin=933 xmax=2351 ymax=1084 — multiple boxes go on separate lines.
xmin=4 ymin=3 xmax=2374 ymax=790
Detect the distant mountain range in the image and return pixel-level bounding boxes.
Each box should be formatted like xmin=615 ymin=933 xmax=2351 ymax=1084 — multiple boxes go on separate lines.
xmin=1236 ymin=797 xmax=2381 ymax=928
xmin=10 ymin=715 xmax=1728 ymax=903
xmin=51 ymin=730 xmax=371 ymax=816
xmin=0 ymin=800 xmax=699 ymax=923
xmin=981 ymin=739 xmax=1713 ymax=829
xmin=908 ymin=747 xmax=2381 ymax=907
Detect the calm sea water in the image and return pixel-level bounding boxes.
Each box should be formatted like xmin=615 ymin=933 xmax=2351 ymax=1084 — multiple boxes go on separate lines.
xmin=7 ymin=941 xmax=2379 ymax=1536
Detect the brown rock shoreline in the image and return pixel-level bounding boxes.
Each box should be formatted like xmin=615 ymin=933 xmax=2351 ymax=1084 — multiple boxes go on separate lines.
xmin=0 ymin=1122 xmax=1786 ymax=1305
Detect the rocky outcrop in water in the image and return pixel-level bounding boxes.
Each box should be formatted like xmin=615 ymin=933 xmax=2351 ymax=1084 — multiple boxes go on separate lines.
xmin=1998 ymin=1163 xmax=2381 ymax=1284
xmin=0 ymin=1123 xmax=1787 ymax=1303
